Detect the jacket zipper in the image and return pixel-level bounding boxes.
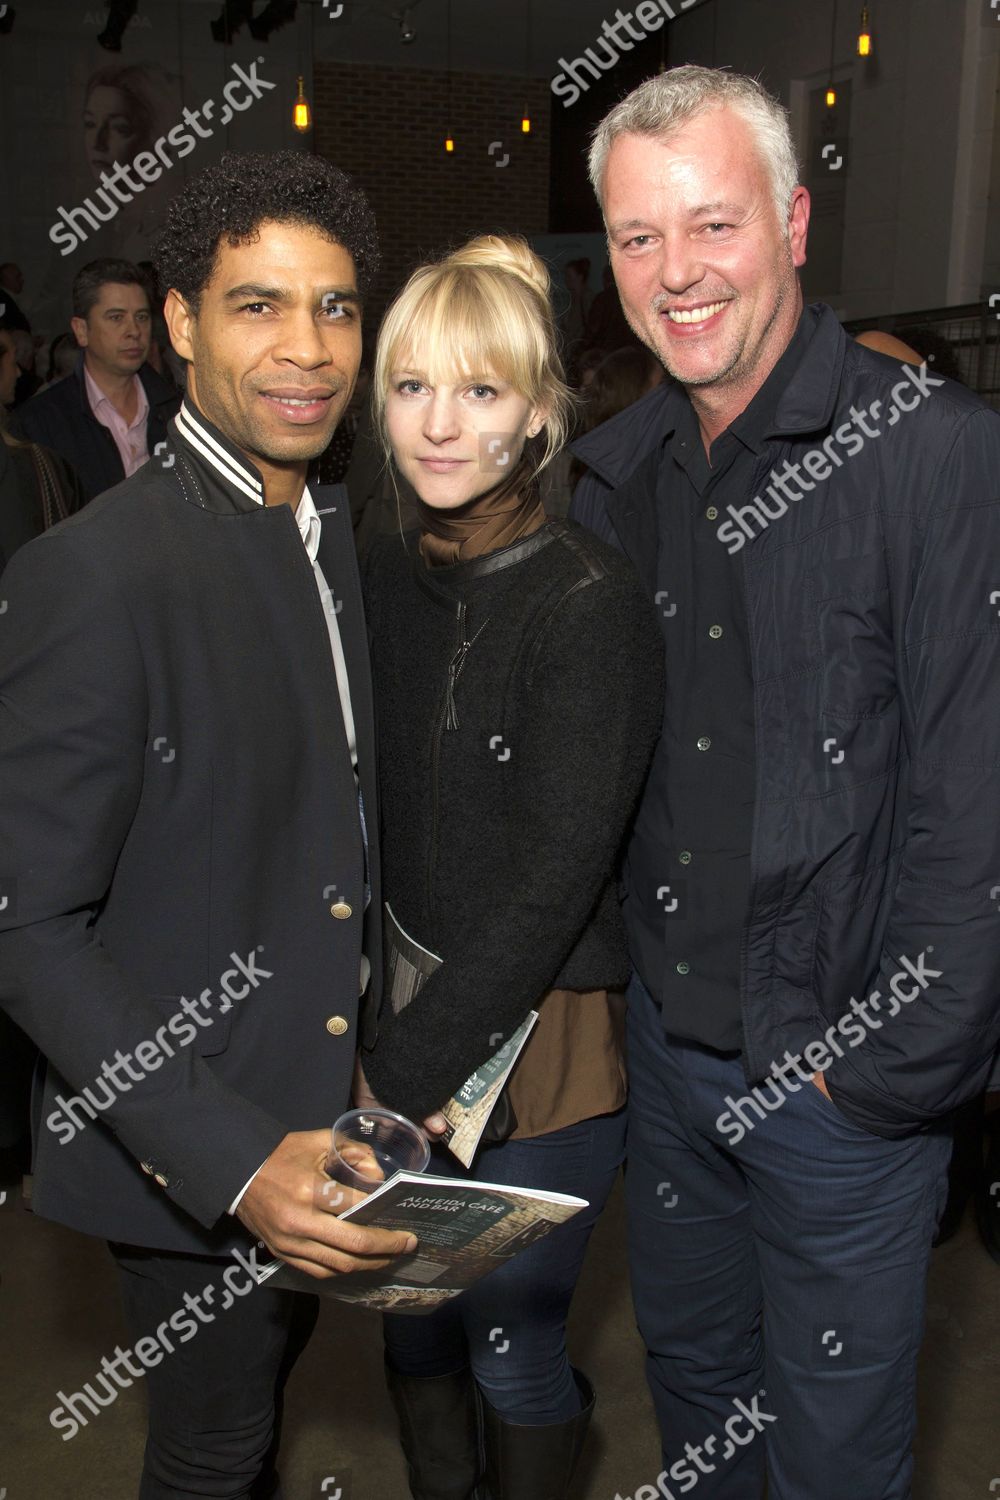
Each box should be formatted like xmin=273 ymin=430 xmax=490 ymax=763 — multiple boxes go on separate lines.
xmin=427 ymin=598 xmax=465 ymax=933
xmin=445 ymin=613 xmax=489 ymax=730
xmin=426 ymin=599 xmax=491 ymax=934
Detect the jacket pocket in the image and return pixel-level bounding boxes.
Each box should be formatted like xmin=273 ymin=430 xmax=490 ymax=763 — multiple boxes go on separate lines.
xmin=815 ymin=549 xmax=897 ymax=719
xmin=146 ymin=993 xmax=233 ymax=1057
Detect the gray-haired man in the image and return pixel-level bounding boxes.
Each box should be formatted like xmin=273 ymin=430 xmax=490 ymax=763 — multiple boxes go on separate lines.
xmin=572 ymin=64 xmax=1000 ymax=1499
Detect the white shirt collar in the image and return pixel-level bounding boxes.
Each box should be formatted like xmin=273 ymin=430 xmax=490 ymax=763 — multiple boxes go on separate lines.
xmin=295 ymin=484 xmax=321 ymax=564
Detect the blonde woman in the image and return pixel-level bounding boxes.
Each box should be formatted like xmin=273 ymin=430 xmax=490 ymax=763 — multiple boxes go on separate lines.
xmin=356 ymin=235 xmax=663 ymax=1500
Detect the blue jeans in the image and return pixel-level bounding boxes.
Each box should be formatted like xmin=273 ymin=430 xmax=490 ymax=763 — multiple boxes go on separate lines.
xmin=625 ymin=973 xmax=951 ymax=1500
xmin=383 ymin=1109 xmax=626 ymax=1424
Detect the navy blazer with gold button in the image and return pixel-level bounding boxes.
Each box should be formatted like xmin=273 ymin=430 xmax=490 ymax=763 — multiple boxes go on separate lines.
xmin=0 ymin=402 xmax=380 ymax=1255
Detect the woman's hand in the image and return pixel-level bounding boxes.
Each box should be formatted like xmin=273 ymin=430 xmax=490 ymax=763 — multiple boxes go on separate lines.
xmin=422 ymin=1110 xmax=449 ymax=1139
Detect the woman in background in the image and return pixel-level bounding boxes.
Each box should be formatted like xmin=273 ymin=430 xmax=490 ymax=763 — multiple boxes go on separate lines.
xmin=0 ymin=319 xmax=81 ymax=569
xmin=568 ymin=345 xmax=665 ymax=492
xmin=0 ymin=316 xmax=81 ymax=1208
xmin=358 ymin=235 xmax=663 ymax=1500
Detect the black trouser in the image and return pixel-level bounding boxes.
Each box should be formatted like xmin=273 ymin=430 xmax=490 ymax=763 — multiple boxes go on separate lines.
xmin=0 ymin=1010 xmax=35 ymax=1158
xmin=109 ymin=1241 xmax=319 ymax=1500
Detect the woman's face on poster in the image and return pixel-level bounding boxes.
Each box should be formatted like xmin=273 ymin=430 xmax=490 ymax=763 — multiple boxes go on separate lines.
xmin=83 ymin=86 xmax=144 ymax=177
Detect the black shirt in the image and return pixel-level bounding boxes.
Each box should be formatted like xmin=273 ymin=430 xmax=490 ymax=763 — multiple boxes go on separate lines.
xmin=627 ymin=307 xmax=817 ymax=1050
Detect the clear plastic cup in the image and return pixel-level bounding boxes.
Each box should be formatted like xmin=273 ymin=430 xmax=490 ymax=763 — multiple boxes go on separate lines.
xmin=320 ymin=1107 xmax=431 ymax=1213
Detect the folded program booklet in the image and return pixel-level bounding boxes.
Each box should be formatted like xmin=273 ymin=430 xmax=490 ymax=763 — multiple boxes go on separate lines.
xmin=255 ymin=1172 xmax=587 ymax=1313
xmin=384 ymin=903 xmax=538 ymax=1167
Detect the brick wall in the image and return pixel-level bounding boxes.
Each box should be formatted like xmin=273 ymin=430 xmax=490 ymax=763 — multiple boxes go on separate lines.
xmin=312 ymin=61 xmax=552 ymax=346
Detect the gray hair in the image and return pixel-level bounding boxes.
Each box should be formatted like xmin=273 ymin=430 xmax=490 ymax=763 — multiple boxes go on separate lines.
xmin=588 ymin=65 xmax=800 ymax=226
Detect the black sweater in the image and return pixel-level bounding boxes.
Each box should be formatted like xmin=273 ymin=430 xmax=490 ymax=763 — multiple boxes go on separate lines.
xmin=361 ymin=518 xmax=664 ymax=1121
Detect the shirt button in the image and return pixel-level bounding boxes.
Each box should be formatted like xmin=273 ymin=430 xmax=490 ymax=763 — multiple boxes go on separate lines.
xmin=709 ymin=625 xmax=723 ymax=639
xmin=330 ymin=901 xmax=352 ymax=919
xmin=679 ymin=850 xmax=692 ymax=865
xmin=140 ymin=1161 xmax=154 ymax=1175
xmin=326 ymin=1015 xmax=349 ymax=1035
xmin=676 ymin=961 xmax=690 ymax=976
xmin=706 ymin=506 xmax=719 ymax=520
xmin=154 ymin=1173 xmax=168 ymax=1188
xmin=697 ymin=736 xmax=711 ymax=752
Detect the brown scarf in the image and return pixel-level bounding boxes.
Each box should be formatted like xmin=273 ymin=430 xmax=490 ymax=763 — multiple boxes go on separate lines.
xmin=417 ymin=454 xmax=547 ymax=567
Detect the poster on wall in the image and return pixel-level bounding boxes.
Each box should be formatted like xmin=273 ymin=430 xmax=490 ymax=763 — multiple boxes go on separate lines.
xmin=0 ymin=0 xmax=314 ymax=337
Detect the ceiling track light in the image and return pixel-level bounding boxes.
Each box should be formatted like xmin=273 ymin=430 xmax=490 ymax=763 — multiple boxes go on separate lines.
xmin=393 ymin=4 xmax=417 ymax=43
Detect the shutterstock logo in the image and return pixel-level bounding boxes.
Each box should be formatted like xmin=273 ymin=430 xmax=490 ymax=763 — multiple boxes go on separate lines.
xmin=552 ymin=2 xmax=704 ymax=108
xmin=715 ymin=361 xmax=945 ymax=553
xmin=614 ymin=1393 xmax=777 ymax=1498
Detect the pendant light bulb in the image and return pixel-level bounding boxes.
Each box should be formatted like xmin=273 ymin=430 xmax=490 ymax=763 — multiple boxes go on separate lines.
xmin=293 ymin=76 xmax=311 ymax=133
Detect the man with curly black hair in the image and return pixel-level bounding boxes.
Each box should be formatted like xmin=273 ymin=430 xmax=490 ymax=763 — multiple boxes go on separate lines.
xmin=0 ymin=151 xmax=416 ymax=1498
xmin=154 ymin=149 xmax=380 ymax=497
xmin=154 ymin=149 xmax=380 ymax=312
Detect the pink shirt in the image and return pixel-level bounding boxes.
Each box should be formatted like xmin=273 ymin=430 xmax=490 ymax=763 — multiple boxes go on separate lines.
xmin=84 ymin=365 xmax=150 ymax=478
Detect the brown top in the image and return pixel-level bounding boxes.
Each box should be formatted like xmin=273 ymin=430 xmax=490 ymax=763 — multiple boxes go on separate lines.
xmin=506 ymin=987 xmax=626 ymax=1138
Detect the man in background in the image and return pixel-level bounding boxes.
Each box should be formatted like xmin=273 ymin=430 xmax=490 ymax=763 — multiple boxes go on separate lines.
xmin=0 ymin=261 xmax=31 ymax=333
xmin=14 ymin=257 xmax=180 ymax=502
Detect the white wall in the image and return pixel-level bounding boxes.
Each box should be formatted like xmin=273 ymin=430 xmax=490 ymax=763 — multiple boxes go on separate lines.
xmin=670 ymin=0 xmax=993 ymax=319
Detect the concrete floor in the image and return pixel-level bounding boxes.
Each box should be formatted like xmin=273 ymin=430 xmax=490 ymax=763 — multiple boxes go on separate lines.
xmin=1 ymin=1174 xmax=998 ymax=1500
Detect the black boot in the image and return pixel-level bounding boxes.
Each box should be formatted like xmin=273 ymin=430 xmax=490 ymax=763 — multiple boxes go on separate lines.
xmin=385 ymin=1358 xmax=487 ymax=1500
xmin=480 ymin=1369 xmax=595 ymax=1499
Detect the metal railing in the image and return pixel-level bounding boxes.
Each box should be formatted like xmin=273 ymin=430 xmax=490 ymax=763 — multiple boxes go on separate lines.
xmin=842 ymin=302 xmax=1000 ymax=409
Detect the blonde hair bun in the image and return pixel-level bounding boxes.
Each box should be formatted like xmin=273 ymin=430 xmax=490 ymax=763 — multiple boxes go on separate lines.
xmin=445 ymin=234 xmax=551 ymax=303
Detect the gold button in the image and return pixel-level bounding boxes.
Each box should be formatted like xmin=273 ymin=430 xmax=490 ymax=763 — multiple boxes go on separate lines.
xmin=154 ymin=1173 xmax=168 ymax=1187
xmin=326 ymin=1015 xmax=349 ymax=1035
xmin=330 ymin=901 xmax=352 ymax=919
